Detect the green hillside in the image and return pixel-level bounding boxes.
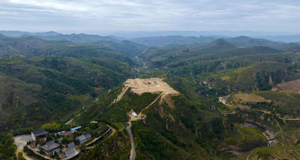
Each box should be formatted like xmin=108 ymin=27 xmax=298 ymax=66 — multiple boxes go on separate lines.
xmin=2 ymin=35 xmax=300 ymax=159
xmin=36 ymin=33 xmax=116 ymax=43
xmin=0 ymin=36 xmax=140 ymax=62
xmin=226 ymin=36 xmax=288 ymax=50
xmin=0 ymin=56 xmax=134 ymax=131
xmin=74 ymin=76 xmax=273 ymax=159
xmin=36 ymin=34 xmax=146 ymax=57
xmin=132 ymin=36 xmax=215 ymax=47
xmin=93 ymin=40 xmax=146 ymax=57
xmin=61 ymin=38 xmax=300 ymax=159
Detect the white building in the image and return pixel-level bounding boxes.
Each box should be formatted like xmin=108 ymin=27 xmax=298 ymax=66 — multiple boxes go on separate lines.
xmin=31 ymin=129 xmax=48 ymax=141
xmin=132 ymin=112 xmax=138 ymax=117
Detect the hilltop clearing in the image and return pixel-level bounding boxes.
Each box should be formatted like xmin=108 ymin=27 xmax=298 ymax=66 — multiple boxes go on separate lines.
xmin=114 ymin=78 xmax=179 ymax=102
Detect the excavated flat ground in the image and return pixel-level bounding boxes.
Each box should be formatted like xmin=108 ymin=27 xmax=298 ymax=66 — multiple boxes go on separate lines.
xmin=124 ymin=78 xmax=179 ymax=95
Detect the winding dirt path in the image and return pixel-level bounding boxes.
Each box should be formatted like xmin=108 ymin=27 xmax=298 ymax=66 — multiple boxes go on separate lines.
xmin=138 ymin=93 xmax=163 ymax=118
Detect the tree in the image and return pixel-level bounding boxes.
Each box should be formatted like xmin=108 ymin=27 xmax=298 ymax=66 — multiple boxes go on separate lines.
xmin=80 ymin=144 xmax=87 ymax=150
xmin=17 ymin=152 xmax=26 ymax=160
xmin=0 ymin=134 xmax=17 ymax=159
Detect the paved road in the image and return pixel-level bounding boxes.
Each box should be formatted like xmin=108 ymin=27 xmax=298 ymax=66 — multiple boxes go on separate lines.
xmin=126 ymin=122 xmax=136 ymax=160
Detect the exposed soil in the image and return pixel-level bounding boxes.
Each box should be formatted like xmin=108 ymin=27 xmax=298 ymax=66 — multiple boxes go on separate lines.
xmin=114 ymin=78 xmax=179 ymax=103
xmin=272 ymin=79 xmax=300 ymax=93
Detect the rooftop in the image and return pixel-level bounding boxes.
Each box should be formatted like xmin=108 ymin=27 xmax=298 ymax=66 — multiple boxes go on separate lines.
xmin=71 ymin=126 xmax=81 ymax=131
xmin=132 ymin=112 xmax=138 ymax=117
xmin=58 ymin=137 xmax=63 ymax=142
xmin=85 ymin=134 xmax=92 ymax=139
xmin=76 ymin=135 xmax=86 ymax=142
xmin=65 ymin=147 xmax=75 ymax=155
xmin=41 ymin=140 xmax=60 ymax=151
xmin=68 ymin=142 xmax=75 ymax=148
xmin=32 ymin=129 xmax=48 ymax=137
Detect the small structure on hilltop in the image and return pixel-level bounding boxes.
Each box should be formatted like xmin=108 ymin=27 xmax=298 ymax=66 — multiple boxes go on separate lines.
xmin=40 ymin=140 xmax=60 ymax=155
xmin=31 ymin=129 xmax=48 ymax=141
xmin=132 ymin=112 xmax=138 ymax=117
xmin=219 ymin=96 xmax=229 ymax=104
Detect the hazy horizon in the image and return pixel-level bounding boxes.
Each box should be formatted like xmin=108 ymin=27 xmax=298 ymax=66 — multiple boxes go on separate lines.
xmin=1 ymin=0 xmax=300 ymax=34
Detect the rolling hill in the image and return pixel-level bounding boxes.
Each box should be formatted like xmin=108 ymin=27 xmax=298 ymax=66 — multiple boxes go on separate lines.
xmin=92 ymin=40 xmax=146 ymax=57
xmin=132 ymin=35 xmax=216 ymax=47
xmin=2 ymin=33 xmax=300 ymax=159
xmin=0 ymin=56 xmax=134 ymax=131
xmin=35 ymin=33 xmax=116 ymax=43
xmin=226 ymin=36 xmax=288 ymax=50
xmin=0 ymin=36 xmax=136 ymax=64
xmin=0 ymin=36 xmax=138 ymax=131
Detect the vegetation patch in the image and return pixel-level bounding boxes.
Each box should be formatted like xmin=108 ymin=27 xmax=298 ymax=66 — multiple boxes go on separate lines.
xmin=231 ymin=93 xmax=271 ymax=104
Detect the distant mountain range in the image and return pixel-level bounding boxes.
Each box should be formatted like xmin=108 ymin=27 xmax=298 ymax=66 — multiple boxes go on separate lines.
xmin=1 ymin=30 xmax=300 ymax=43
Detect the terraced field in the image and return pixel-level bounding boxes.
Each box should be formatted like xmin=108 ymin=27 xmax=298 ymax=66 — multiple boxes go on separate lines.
xmin=272 ymin=79 xmax=300 ymax=93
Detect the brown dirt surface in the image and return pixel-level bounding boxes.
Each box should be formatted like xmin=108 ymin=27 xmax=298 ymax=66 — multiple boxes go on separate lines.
xmin=272 ymin=79 xmax=300 ymax=93
xmin=124 ymin=78 xmax=179 ymax=95
xmin=159 ymin=94 xmax=175 ymax=109
xmin=114 ymin=78 xmax=179 ymax=103
xmin=222 ymin=76 xmax=231 ymax=81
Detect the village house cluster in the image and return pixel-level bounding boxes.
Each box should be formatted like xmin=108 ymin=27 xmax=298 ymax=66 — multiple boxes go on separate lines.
xmin=26 ymin=121 xmax=112 ymax=160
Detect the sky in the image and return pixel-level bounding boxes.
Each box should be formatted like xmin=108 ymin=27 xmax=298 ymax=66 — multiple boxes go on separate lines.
xmin=0 ymin=0 xmax=300 ymax=34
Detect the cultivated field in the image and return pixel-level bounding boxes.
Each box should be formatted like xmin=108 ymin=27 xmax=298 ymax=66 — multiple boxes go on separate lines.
xmin=231 ymin=93 xmax=271 ymax=104
xmin=272 ymin=79 xmax=300 ymax=93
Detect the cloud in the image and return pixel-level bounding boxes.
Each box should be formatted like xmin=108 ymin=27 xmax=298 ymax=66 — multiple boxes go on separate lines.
xmin=0 ymin=0 xmax=299 ymax=33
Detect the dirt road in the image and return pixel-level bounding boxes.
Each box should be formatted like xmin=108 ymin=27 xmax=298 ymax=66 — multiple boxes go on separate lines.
xmin=14 ymin=135 xmax=35 ymax=160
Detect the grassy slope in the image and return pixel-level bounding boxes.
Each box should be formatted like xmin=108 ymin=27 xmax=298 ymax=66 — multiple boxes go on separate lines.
xmin=248 ymin=145 xmax=300 ymax=160
xmin=0 ymin=55 xmax=134 ymax=131
xmin=77 ymin=77 xmax=247 ymax=159
xmin=134 ymin=39 xmax=300 ymax=159
xmin=1 ymin=36 xmax=300 ymax=159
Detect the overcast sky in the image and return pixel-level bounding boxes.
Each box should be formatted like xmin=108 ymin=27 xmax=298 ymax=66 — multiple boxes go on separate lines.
xmin=0 ymin=0 xmax=300 ymax=34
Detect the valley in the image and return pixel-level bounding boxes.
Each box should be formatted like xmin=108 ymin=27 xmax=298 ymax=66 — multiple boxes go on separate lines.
xmin=1 ymin=32 xmax=300 ymax=160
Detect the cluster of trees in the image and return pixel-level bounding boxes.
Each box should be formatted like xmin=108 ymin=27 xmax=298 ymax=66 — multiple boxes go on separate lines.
xmin=255 ymin=69 xmax=299 ymax=90
xmin=0 ymin=52 xmax=135 ymax=131
xmin=79 ymin=131 xmax=130 ymax=160
xmin=0 ymin=133 xmax=16 ymax=160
